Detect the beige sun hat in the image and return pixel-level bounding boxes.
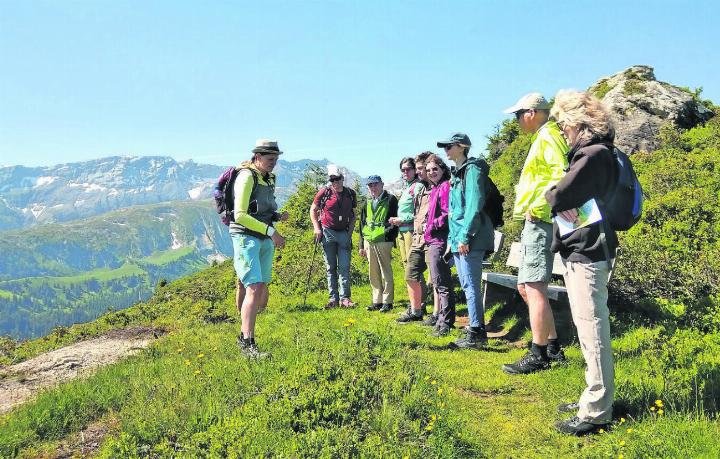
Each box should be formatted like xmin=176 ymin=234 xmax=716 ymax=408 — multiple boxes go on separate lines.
xmin=252 ymin=139 xmax=283 ymax=155
xmin=503 ymin=93 xmax=551 ymax=114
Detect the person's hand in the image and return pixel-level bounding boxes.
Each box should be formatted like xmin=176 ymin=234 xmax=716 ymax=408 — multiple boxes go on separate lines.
xmin=271 ymin=232 xmax=286 ymax=250
xmin=278 ymin=211 xmax=290 ymax=222
xmin=388 ymin=217 xmax=401 ymax=226
xmin=524 ymin=210 xmax=539 ymax=223
xmin=457 ymin=243 xmax=470 ymax=256
xmin=359 ymin=248 xmax=366 ymax=258
xmin=313 ymin=228 xmax=323 ymax=243
xmin=559 ymin=208 xmax=579 ymax=223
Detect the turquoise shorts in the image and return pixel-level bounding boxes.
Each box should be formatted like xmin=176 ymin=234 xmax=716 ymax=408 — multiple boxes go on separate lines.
xmin=517 ymin=220 xmax=554 ymax=284
xmin=231 ymin=233 xmax=275 ymax=286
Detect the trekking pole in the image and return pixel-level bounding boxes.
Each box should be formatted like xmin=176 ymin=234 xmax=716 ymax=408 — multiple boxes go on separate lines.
xmin=303 ymin=239 xmax=320 ymax=307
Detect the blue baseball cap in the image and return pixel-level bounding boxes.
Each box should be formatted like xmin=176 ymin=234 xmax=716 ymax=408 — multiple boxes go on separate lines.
xmin=437 ymin=132 xmax=471 ymax=148
xmin=366 ymin=175 xmax=382 ymax=185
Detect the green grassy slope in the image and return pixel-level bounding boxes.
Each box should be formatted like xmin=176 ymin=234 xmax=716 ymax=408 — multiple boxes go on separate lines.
xmin=1 ymin=259 xmax=718 ymax=458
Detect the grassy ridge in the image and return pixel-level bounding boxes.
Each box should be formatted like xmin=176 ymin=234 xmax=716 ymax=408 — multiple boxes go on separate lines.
xmin=1 ymin=260 xmax=719 ymax=457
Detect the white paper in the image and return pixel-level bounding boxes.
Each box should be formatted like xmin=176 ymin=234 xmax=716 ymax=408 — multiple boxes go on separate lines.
xmin=554 ymin=199 xmax=603 ymax=236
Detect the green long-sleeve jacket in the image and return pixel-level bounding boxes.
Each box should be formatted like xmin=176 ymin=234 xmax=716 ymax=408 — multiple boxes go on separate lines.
xmin=448 ymin=158 xmax=495 ymax=252
xmin=513 ymin=121 xmax=569 ymax=223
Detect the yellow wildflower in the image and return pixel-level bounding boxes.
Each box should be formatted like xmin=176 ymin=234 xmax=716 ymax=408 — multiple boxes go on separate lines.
xmin=620 ymin=440 xmax=626 ymax=447
xmin=194 ymin=370 xmax=201 ymax=375
xmin=425 ymin=424 xmax=433 ymax=431
xmin=343 ymin=322 xmax=351 ymax=327
xmin=197 ymin=353 xmax=205 ymax=359
xmin=626 ymin=428 xmax=634 ymax=433
xmin=650 ymin=406 xmax=655 ymax=411
xmin=431 ymin=380 xmax=437 ymax=385
xmin=424 ymin=376 xmax=430 ymax=381
xmin=348 ymin=319 xmax=356 ymax=324
xmin=431 ymin=414 xmax=437 ymax=421
xmin=620 ymin=417 xmax=626 ymax=424
xmin=184 ymin=359 xmax=191 ymax=366
xmin=658 ymin=409 xmax=664 ymax=415
xmin=619 ymin=454 xmax=624 ymax=459
xmin=655 ymin=399 xmax=663 ymax=407
xmin=599 ymin=428 xmax=605 ymax=434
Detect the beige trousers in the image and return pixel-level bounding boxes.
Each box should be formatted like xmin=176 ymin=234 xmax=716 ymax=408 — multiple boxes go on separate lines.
xmin=563 ymin=259 xmax=615 ymax=424
xmin=365 ymin=241 xmax=394 ymax=304
xmin=397 ymin=231 xmax=413 ymax=268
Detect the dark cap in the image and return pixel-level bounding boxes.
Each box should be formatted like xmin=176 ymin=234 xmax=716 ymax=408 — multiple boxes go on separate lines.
xmin=365 ymin=175 xmax=382 ymax=185
xmin=437 ymin=132 xmax=471 ymax=148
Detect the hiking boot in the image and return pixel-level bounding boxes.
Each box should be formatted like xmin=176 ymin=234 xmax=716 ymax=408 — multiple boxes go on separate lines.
xmin=422 ymin=314 xmax=438 ymax=327
xmin=431 ymin=325 xmax=453 ymax=337
xmin=555 ymin=416 xmax=608 ymax=436
xmin=501 ymin=349 xmax=551 ymax=375
xmin=557 ymin=402 xmax=580 ymax=413
xmin=548 ymin=348 xmax=567 ymax=362
xmin=324 ymin=299 xmax=339 ymax=309
xmin=367 ymin=303 xmax=382 ymax=311
xmin=379 ymin=303 xmax=394 ymax=313
xmin=340 ymin=298 xmax=357 ymax=308
xmin=396 ymin=311 xmax=423 ymax=324
xmin=237 ymin=337 xmax=270 ymax=359
xmin=450 ymin=327 xmax=487 ymax=350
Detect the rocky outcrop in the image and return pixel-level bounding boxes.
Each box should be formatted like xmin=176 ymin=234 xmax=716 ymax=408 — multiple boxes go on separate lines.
xmin=589 ymin=65 xmax=714 ymax=154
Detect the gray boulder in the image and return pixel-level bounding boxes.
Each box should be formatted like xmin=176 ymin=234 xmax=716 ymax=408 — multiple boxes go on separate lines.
xmin=588 ymin=65 xmax=714 ymax=153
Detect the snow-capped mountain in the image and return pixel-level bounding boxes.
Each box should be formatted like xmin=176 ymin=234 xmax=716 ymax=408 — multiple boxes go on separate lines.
xmin=0 ymin=156 xmax=354 ymax=231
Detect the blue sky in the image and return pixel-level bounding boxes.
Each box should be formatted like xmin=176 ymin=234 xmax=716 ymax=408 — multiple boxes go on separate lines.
xmin=1 ymin=0 xmax=718 ymax=181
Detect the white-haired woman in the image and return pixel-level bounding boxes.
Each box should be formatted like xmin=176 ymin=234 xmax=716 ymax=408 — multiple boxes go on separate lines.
xmin=544 ymin=90 xmax=619 ymax=435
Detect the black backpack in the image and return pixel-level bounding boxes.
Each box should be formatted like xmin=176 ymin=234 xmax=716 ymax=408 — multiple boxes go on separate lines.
xmin=213 ymin=166 xmax=259 ymax=226
xmin=458 ymin=159 xmax=505 ymax=229
xmin=600 ymin=147 xmax=643 ymax=231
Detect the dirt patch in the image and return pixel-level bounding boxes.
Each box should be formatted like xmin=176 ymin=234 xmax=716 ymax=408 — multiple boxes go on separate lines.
xmin=0 ymin=326 xmax=163 ymax=414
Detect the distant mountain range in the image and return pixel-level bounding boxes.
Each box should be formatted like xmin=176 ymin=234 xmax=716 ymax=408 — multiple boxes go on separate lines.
xmin=0 ymin=156 xmax=360 ymax=231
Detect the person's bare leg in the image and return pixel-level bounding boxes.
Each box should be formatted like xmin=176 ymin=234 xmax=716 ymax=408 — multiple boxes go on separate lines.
xmin=241 ymin=283 xmax=266 ymax=338
xmin=407 ymin=280 xmax=423 ymax=313
xmin=236 ymin=278 xmax=246 ymax=316
xmin=523 ymin=282 xmax=557 ymax=345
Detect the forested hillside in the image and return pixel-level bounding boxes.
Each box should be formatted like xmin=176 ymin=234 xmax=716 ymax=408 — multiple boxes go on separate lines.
xmin=0 ymin=201 xmax=230 ymax=339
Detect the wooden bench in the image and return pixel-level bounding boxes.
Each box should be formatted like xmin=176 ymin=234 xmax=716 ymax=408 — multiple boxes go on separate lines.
xmin=481 ymin=236 xmax=568 ymax=308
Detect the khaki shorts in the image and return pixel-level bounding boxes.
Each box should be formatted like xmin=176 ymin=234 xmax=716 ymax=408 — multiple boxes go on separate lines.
xmin=517 ymin=220 xmax=553 ymax=284
xmin=405 ymin=245 xmax=428 ymax=282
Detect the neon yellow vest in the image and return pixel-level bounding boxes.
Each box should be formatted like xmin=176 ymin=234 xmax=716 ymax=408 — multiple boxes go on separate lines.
xmin=362 ymin=198 xmax=390 ymax=243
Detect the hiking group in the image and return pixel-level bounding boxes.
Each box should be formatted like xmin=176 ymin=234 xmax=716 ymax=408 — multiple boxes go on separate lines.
xmin=219 ymin=89 xmax=639 ymax=435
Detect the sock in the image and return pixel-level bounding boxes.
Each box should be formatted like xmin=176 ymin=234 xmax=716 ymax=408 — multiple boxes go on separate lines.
xmin=531 ymin=342 xmax=549 ymax=360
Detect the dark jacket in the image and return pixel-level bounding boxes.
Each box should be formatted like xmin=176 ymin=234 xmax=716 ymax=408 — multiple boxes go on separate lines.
xmin=359 ymin=190 xmax=399 ymax=245
xmin=545 ymin=137 xmax=619 ymax=263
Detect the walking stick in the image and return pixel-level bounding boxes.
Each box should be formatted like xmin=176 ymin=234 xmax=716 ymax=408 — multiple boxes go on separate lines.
xmin=303 ymin=239 xmax=320 ymax=308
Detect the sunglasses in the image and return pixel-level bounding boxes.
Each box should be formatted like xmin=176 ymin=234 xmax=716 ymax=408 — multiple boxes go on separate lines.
xmin=329 ymin=176 xmax=343 ymax=182
xmin=426 ymin=167 xmax=440 ymax=172
xmin=442 ymin=144 xmax=455 ymax=151
xmin=515 ymin=109 xmax=529 ymax=120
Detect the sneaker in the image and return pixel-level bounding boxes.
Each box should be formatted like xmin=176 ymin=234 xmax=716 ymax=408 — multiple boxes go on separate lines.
xmin=555 ymin=416 xmax=608 ymax=436
xmin=324 ymin=299 xmax=339 ymax=309
xmin=431 ymin=325 xmax=453 ymax=337
xmin=379 ymin=303 xmax=394 ymax=313
xmin=367 ymin=303 xmax=382 ymax=311
xmin=422 ymin=314 xmax=438 ymax=327
xmin=501 ymin=350 xmax=551 ymax=375
xmin=557 ymin=402 xmax=580 ymax=413
xmin=340 ymin=298 xmax=357 ymax=308
xmin=450 ymin=327 xmax=487 ymax=350
xmin=396 ymin=311 xmax=423 ymax=324
xmin=548 ymin=348 xmax=567 ymax=362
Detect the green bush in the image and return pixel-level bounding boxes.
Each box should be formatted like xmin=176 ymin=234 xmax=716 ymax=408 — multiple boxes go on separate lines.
xmin=611 ymin=115 xmax=720 ymax=329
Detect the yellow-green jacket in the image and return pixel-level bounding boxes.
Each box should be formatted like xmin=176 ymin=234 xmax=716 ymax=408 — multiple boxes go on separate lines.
xmin=513 ymin=121 xmax=569 ymax=223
